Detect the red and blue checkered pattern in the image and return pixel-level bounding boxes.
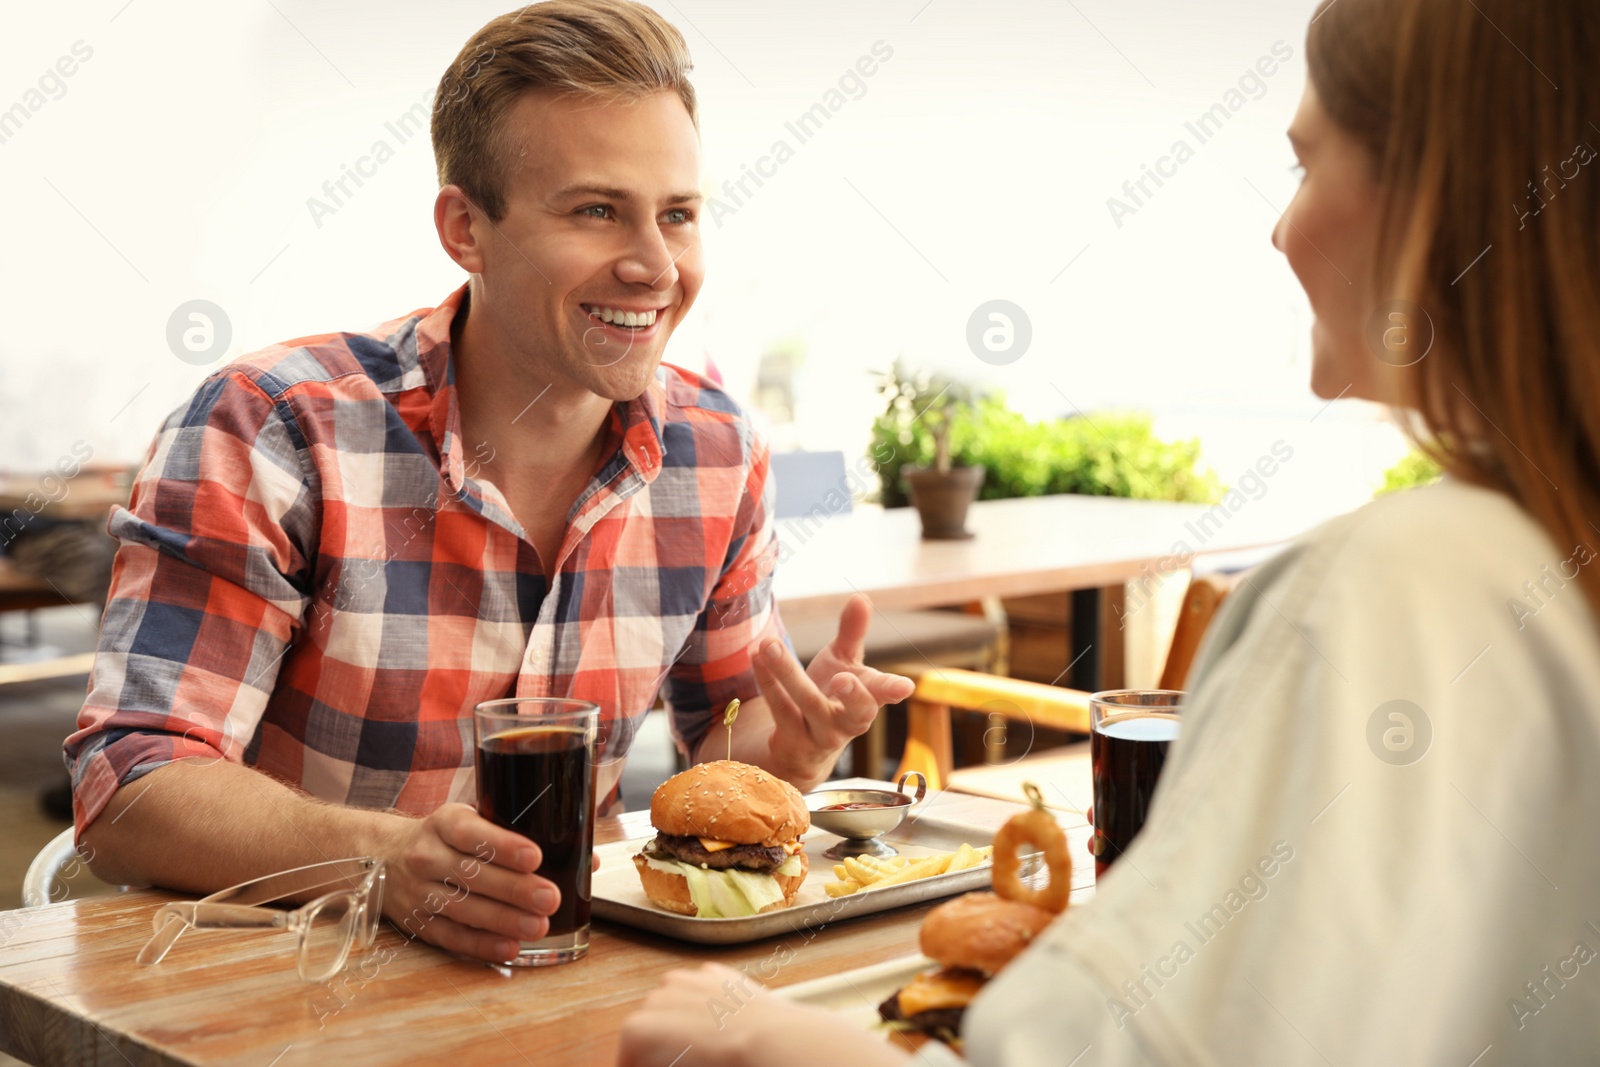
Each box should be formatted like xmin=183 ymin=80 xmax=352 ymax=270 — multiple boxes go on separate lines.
xmin=65 ymin=286 xmax=784 ymax=833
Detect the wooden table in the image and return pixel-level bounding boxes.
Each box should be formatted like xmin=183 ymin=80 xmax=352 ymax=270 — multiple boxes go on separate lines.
xmin=773 ymin=494 xmax=1302 ymax=689
xmin=0 ymin=804 xmax=1095 ymax=1067
xmin=772 ymin=494 xmax=1298 ymax=616
xmin=948 ymin=742 xmax=1095 ymax=820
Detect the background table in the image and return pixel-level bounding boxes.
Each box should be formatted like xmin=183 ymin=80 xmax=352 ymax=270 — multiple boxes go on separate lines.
xmin=0 ymin=469 xmax=132 ymax=525
xmin=0 ymin=468 xmax=129 ymax=686
xmin=0 ymin=801 xmax=1094 ymax=1067
xmin=774 ymin=494 xmax=1303 ymax=689
xmin=772 ymin=494 xmax=1300 ymax=616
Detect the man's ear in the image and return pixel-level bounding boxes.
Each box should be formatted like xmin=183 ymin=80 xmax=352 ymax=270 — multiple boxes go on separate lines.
xmin=434 ymin=185 xmax=486 ymax=274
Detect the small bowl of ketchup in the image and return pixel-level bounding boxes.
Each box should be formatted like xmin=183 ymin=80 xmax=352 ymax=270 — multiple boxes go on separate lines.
xmin=802 ymin=771 xmax=928 ymax=858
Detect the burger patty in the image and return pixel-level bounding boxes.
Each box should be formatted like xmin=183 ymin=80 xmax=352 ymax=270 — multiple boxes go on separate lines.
xmin=877 ymin=991 xmax=965 ymax=1041
xmin=647 ymin=834 xmax=789 ymax=873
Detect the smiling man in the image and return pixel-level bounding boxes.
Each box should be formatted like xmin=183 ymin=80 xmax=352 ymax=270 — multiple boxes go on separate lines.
xmin=66 ymin=0 xmax=912 ymax=964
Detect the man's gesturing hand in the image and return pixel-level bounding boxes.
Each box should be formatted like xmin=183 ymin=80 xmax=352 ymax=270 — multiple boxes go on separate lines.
xmin=751 ymin=593 xmax=915 ymax=784
xmin=374 ymin=802 xmax=563 ymax=964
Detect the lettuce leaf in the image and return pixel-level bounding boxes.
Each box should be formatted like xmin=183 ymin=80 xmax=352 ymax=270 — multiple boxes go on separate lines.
xmin=641 ymin=855 xmax=798 ymax=917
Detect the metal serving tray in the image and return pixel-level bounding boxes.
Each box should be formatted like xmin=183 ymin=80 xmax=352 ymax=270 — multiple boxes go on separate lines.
xmin=591 ymin=779 xmax=1035 ymax=946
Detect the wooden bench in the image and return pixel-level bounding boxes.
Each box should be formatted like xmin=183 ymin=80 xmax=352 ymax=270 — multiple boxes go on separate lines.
xmin=0 ymin=555 xmax=67 ymax=648
xmin=0 ymin=556 xmax=62 ymax=612
xmin=0 ymin=556 xmax=96 ymax=683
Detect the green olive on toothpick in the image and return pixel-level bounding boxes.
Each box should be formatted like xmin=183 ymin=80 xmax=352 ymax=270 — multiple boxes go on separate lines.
xmin=722 ymin=698 xmax=741 ymax=762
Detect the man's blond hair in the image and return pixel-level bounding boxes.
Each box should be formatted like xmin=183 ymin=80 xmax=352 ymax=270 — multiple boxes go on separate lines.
xmin=432 ymin=1 xmax=697 ymax=221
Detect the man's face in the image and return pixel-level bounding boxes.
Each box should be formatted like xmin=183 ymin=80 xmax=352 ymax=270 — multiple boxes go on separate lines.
xmin=472 ymin=89 xmax=704 ymax=402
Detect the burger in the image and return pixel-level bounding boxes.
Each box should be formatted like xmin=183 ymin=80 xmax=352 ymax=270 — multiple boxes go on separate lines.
xmin=877 ymin=891 xmax=1055 ymax=1051
xmin=632 ymin=760 xmax=810 ymax=918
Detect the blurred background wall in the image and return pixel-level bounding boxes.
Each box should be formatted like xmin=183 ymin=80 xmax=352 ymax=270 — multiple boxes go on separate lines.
xmin=0 ymin=0 xmax=1405 ymax=516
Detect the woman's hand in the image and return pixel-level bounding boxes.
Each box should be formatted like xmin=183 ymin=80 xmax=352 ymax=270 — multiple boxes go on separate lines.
xmin=617 ymin=963 xmax=912 ymax=1067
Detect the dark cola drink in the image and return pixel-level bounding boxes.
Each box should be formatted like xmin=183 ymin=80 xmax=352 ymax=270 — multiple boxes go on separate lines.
xmin=476 ymin=724 xmax=597 ymax=945
xmin=1090 ymin=712 xmax=1180 ymax=879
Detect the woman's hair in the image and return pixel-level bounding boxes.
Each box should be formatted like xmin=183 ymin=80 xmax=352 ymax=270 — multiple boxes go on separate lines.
xmin=431 ymin=0 xmax=697 ymax=222
xmin=1310 ymin=0 xmax=1600 ymax=619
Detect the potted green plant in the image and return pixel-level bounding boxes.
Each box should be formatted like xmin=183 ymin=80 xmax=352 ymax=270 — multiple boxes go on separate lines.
xmin=872 ymin=363 xmax=985 ymax=539
xmin=1375 ymin=449 xmax=1443 ymax=496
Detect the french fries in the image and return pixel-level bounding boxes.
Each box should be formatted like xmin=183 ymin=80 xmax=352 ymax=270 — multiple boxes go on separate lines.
xmin=945 ymin=842 xmax=978 ymax=873
xmin=822 ymin=844 xmax=993 ymax=897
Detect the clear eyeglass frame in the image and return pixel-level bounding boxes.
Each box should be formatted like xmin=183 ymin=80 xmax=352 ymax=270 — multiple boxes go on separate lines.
xmin=136 ymin=857 xmax=385 ymax=983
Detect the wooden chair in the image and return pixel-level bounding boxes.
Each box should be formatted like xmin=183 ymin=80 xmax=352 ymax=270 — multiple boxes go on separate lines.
xmin=894 ymin=572 xmax=1233 ymax=791
xmin=0 ymin=553 xmax=99 ymax=682
xmin=1156 ymin=570 xmax=1230 ymax=690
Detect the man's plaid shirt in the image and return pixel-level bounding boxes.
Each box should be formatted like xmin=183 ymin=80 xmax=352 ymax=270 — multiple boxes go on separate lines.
xmin=65 ymin=286 xmax=784 ymax=832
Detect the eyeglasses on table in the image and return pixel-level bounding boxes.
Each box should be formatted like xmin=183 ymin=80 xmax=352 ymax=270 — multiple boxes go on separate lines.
xmin=136 ymin=857 xmax=385 ymax=983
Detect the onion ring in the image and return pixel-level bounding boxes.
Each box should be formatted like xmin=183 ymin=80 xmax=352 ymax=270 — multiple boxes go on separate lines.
xmin=992 ymin=795 xmax=1071 ymax=914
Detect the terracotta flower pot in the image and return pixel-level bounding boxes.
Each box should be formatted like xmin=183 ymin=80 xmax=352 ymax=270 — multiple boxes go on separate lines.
xmin=903 ymin=465 xmax=985 ymax=540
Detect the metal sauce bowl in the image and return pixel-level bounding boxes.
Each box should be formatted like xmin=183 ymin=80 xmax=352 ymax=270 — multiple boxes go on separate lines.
xmin=803 ymin=772 xmax=928 ymax=859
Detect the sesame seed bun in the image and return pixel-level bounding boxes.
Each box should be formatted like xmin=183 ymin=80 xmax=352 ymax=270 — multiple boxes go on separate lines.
xmin=918 ymin=892 xmax=1055 ymax=976
xmin=648 ymin=760 xmax=810 ymax=846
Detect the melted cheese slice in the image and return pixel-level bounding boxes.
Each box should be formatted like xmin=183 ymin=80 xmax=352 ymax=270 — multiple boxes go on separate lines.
xmin=696 ymin=838 xmax=804 ymax=855
xmin=897 ymin=969 xmax=984 ymax=1017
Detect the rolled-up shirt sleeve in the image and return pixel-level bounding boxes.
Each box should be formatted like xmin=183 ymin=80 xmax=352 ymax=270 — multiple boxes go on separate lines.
xmin=64 ymin=370 xmax=318 ymax=837
xmin=661 ymin=430 xmax=785 ymax=760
